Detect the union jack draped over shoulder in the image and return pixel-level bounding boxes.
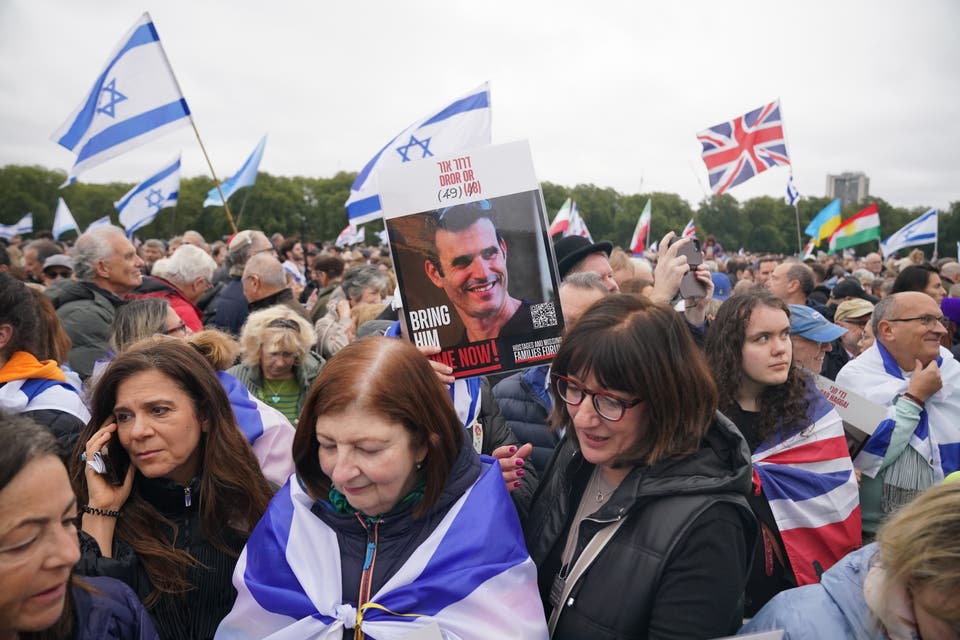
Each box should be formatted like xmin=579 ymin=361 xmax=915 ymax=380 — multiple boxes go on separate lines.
xmin=697 ymin=100 xmax=791 ymax=195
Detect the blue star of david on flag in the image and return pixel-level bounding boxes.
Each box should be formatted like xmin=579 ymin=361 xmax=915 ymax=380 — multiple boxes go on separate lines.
xmin=395 ymin=135 xmax=433 ymax=162
xmin=96 ymin=78 xmax=128 ymax=118
xmin=145 ymin=188 xmax=165 ymax=212
xmin=344 ymin=82 xmax=491 ymax=225
xmin=115 ymin=154 xmax=181 ymax=236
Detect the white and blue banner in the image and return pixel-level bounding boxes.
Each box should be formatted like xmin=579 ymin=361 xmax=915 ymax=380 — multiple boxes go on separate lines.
xmin=0 ymin=213 xmax=33 ymax=240
xmin=345 ymin=83 xmax=491 ymax=225
xmin=203 ymin=135 xmax=267 ymax=207
xmin=52 ymin=198 xmax=78 ymax=240
xmin=785 ymin=174 xmax=801 ymax=207
xmin=86 ymin=215 xmax=112 ymax=231
xmin=0 ymin=378 xmax=90 ymax=425
xmin=880 ymin=208 xmax=938 ymax=258
xmin=50 ymin=13 xmax=191 ymax=184
xmin=837 ymin=342 xmax=960 ymax=481
xmin=115 ymin=154 xmax=181 ymax=235
xmin=217 ymin=371 xmax=295 ymax=487
xmin=216 ymin=458 xmax=547 ymax=639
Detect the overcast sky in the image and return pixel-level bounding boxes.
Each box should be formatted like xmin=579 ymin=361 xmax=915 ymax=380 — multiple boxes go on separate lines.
xmin=1 ymin=0 xmax=957 ymax=222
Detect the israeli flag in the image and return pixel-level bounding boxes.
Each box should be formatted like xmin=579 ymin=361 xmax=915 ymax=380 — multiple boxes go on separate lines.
xmin=203 ymin=135 xmax=267 ymax=207
xmin=52 ymin=198 xmax=79 ymax=240
xmin=50 ymin=13 xmax=191 ymax=184
xmin=115 ymin=154 xmax=181 ymax=235
xmin=785 ymin=174 xmax=801 ymax=206
xmin=0 ymin=213 xmax=33 ymax=240
xmin=216 ymin=457 xmax=547 ymax=639
xmin=880 ymin=208 xmax=938 ymax=258
xmin=345 ymin=82 xmax=492 ymax=225
xmin=86 ymin=215 xmax=112 ymax=231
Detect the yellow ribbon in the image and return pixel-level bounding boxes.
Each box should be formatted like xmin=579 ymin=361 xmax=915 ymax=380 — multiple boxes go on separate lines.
xmin=354 ymin=602 xmax=425 ymax=640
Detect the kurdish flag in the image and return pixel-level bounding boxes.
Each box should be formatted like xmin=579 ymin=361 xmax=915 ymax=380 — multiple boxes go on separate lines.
xmin=828 ymin=203 xmax=881 ymax=252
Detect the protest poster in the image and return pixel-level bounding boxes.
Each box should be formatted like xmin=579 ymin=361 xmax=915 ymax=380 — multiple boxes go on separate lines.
xmin=379 ymin=140 xmax=564 ymax=378
xmin=814 ymin=374 xmax=888 ymax=457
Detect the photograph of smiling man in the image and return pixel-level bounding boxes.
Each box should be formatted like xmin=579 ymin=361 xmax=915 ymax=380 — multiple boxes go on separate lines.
xmin=381 ymin=141 xmax=563 ymax=378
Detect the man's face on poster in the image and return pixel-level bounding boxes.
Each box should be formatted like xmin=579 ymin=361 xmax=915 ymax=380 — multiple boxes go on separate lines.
xmin=425 ymin=217 xmax=510 ymax=322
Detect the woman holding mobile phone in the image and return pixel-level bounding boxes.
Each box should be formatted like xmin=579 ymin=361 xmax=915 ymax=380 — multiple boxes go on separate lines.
xmin=70 ymin=340 xmax=273 ymax=640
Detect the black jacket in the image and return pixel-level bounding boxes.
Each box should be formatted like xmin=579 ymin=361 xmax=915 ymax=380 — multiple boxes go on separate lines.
xmin=77 ymin=477 xmax=247 ymax=640
xmin=820 ymin=337 xmax=850 ymax=381
xmin=491 ymin=365 xmax=559 ymax=473
xmin=71 ymin=576 xmax=159 ymax=639
xmin=524 ymin=412 xmax=757 ymax=640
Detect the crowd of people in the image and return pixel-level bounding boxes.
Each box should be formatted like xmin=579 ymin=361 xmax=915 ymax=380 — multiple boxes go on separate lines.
xmin=1 ymin=222 xmax=959 ymax=640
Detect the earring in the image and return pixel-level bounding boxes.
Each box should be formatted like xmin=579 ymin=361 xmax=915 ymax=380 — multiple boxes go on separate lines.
xmin=416 ymin=461 xmax=424 ymax=470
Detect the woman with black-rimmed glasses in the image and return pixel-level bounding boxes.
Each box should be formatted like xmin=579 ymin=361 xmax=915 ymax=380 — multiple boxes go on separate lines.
xmin=522 ymin=294 xmax=757 ymax=640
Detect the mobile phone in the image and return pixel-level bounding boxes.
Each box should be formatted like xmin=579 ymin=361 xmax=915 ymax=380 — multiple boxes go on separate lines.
xmin=97 ymin=436 xmax=131 ymax=487
xmin=668 ymin=236 xmax=708 ymax=299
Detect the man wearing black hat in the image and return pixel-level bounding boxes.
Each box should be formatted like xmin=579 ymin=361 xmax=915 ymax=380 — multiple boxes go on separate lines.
xmin=832 ymin=277 xmax=880 ymax=305
xmin=424 ymin=201 xmax=532 ymax=343
xmin=552 ymin=235 xmax=619 ymax=292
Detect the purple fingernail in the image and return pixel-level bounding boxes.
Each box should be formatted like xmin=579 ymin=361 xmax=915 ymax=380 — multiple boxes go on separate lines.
xmin=513 ymin=481 xmax=522 ymax=488
xmin=516 ymin=469 xmax=525 ymax=477
xmin=516 ymin=458 xmax=524 ymax=467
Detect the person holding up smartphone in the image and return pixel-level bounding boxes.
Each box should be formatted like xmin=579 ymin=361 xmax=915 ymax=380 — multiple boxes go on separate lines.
xmin=71 ymin=340 xmax=273 ymax=640
xmin=647 ymin=231 xmax=715 ymax=346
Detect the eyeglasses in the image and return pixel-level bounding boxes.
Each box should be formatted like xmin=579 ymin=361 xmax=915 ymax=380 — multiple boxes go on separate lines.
xmin=163 ymin=321 xmax=188 ymax=337
xmin=886 ymin=315 xmax=946 ymax=329
xmin=552 ymin=373 xmax=642 ymax=422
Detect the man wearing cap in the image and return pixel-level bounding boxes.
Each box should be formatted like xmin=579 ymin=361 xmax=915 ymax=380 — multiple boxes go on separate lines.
xmin=424 ymin=202 xmax=534 ymax=343
xmin=837 ymin=291 xmax=960 ymax=539
xmin=832 ymin=277 xmax=879 ymax=305
xmin=41 ymin=254 xmax=74 ymax=286
xmin=552 ymin=235 xmax=619 ymax=292
xmin=788 ymin=304 xmax=847 ymax=374
xmin=821 ymin=299 xmax=874 ymax=380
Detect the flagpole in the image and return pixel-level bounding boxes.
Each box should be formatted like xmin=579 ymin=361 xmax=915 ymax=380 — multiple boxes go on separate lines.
xmin=793 ymin=201 xmax=802 ymax=255
xmin=777 ymin=99 xmax=803 ymax=255
xmin=146 ymin=12 xmax=238 ymax=235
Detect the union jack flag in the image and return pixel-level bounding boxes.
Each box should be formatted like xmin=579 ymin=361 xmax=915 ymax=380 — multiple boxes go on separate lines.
xmin=697 ymin=100 xmax=791 ymax=195
xmin=752 ymin=381 xmax=861 ymax=586
xmin=681 ymin=218 xmax=697 ymax=239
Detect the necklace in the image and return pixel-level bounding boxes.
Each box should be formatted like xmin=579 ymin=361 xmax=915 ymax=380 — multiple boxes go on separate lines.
xmin=594 ymin=468 xmax=615 ymax=504
xmin=263 ymin=378 xmax=291 ymax=404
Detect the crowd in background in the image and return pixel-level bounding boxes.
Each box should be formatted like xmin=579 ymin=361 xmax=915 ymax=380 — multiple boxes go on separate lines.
xmin=1 ymin=223 xmax=959 ymax=640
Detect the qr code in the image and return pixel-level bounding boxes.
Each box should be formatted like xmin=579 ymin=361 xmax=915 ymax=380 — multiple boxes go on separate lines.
xmin=531 ymin=302 xmax=558 ymax=329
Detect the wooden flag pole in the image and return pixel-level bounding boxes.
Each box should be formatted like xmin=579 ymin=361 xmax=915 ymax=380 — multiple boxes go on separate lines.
xmin=147 ymin=12 xmax=238 ymax=235
xmin=793 ymin=202 xmax=803 ymax=255
xmin=190 ymin=121 xmax=238 ymax=234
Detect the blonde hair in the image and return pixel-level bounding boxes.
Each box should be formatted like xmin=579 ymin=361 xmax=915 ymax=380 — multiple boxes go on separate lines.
xmin=187 ymin=329 xmax=240 ymax=371
xmin=239 ymin=307 xmax=316 ymax=368
xmin=877 ymin=482 xmax=960 ymax=622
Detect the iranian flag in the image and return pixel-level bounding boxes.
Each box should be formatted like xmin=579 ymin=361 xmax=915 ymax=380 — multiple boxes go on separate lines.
xmin=828 ymin=203 xmax=881 ymax=252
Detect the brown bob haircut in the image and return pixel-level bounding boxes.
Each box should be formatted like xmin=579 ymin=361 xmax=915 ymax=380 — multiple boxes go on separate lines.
xmin=548 ymin=294 xmax=719 ymax=467
xmin=71 ymin=339 xmax=272 ymax=603
xmin=293 ymin=337 xmax=463 ymax=517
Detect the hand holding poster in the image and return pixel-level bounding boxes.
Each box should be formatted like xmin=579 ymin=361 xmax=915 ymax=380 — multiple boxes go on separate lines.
xmin=379 ymin=141 xmax=563 ymax=378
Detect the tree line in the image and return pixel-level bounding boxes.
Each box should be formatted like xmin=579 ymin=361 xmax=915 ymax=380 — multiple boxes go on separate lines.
xmin=1 ymin=164 xmax=957 ymax=257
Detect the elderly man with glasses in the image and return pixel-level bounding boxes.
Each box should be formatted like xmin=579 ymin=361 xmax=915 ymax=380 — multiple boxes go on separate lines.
xmin=837 ymin=291 xmax=960 ymax=540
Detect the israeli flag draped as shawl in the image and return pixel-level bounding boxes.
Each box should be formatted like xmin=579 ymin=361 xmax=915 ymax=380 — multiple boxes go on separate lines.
xmin=836 ymin=342 xmax=960 ymax=481
xmin=216 ymin=458 xmax=547 ymax=639
xmin=345 ymin=83 xmax=491 ymax=225
xmin=51 ymin=13 xmax=191 ymax=184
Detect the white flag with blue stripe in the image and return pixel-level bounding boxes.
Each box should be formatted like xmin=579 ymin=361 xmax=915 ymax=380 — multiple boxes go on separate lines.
xmin=52 ymin=198 xmax=78 ymax=240
xmin=216 ymin=458 xmax=547 ymax=639
xmin=880 ymin=208 xmax=938 ymax=258
xmin=0 ymin=213 xmax=33 ymax=240
xmin=785 ymin=174 xmax=801 ymax=206
xmin=50 ymin=13 xmax=191 ymax=184
xmin=345 ymin=83 xmax=491 ymax=225
xmin=115 ymin=154 xmax=181 ymax=235
xmin=203 ymin=135 xmax=267 ymax=207
xmin=86 ymin=215 xmax=112 ymax=231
